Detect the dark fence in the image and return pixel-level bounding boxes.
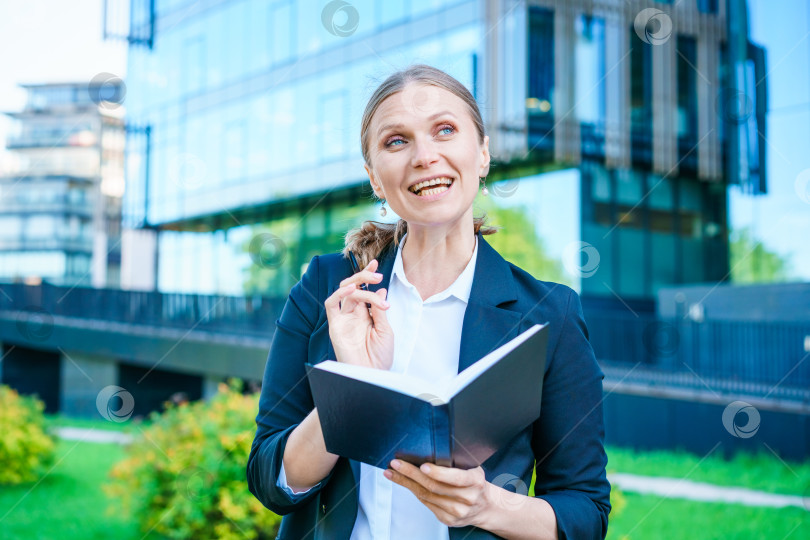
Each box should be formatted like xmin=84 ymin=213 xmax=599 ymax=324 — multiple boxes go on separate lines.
xmin=0 ymin=281 xmax=286 ymax=338
xmin=587 ymin=311 xmax=810 ymax=401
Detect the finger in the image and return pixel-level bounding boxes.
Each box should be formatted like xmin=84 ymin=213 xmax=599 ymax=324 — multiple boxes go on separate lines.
xmin=340 ymin=289 xmax=390 ymax=313
xmin=325 ymin=283 xmax=359 ymax=313
xmin=418 ymin=464 xmax=483 ymax=488
xmin=368 ymin=288 xmax=392 ymax=330
xmin=389 ymin=460 xmax=457 ymax=497
xmin=339 ymin=261 xmax=383 ymax=288
xmin=387 ymin=467 xmax=459 ymax=503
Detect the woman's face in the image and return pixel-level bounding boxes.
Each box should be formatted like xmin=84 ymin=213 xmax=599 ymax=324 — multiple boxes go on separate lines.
xmin=364 ymin=83 xmax=490 ymax=230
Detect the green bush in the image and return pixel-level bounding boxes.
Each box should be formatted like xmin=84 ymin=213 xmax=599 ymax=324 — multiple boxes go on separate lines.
xmin=104 ymin=380 xmax=281 ymax=540
xmin=0 ymin=384 xmax=56 ymax=485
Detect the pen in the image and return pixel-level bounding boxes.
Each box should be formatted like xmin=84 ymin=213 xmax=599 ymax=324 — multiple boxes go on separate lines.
xmin=348 ymin=250 xmax=373 ymax=311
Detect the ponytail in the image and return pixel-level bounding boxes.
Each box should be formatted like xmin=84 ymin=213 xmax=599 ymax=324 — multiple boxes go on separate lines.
xmin=342 ymin=216 xmax=498 ymax=268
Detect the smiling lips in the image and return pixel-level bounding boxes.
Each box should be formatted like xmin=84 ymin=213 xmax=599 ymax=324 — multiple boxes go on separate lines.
xmin=408 ymin=177 xmax=454 ymax=197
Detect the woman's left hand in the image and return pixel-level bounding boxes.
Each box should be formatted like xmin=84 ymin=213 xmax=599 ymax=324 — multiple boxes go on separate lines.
xmin=384 ymin=459 xmax=495 ymax=529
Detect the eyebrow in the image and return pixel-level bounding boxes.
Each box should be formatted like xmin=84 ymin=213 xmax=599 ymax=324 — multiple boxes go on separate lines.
xmin=376 ymin=111 xmax=458 ymax=139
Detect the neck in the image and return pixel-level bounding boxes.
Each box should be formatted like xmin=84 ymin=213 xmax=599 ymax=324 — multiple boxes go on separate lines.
xmin=400 ymin=217 xmax=476 ymax=300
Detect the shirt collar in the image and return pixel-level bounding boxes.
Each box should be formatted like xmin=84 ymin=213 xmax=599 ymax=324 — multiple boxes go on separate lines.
xmin=391 ymin=232 xmax=478 ymax=304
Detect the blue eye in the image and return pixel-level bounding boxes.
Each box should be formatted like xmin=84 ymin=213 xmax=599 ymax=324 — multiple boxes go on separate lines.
xmin=439 ymin=126 xmax=455 ymax=135
xmin=385 ymin=138 xmax=404 ymax=147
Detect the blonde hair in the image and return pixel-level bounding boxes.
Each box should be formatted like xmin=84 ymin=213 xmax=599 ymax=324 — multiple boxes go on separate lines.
xmin=344 ymin=64 xmax=497 ymax=267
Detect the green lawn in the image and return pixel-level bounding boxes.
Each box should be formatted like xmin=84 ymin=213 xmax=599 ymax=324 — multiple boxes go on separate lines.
xmin=44 ymin=413 xmax=149 ymax=433
xmin=2 ymin=424 xmax=807 ymax=539
xmin=607 ymin=492 xmax=810 ymax=540
xmin=606 ymin=445 xmax=809 ymax=496
xmin=0 ymin=439 xmax=159 ymax=540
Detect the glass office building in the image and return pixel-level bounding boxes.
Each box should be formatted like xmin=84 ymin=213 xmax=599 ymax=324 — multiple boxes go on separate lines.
xmin=111 ymin=0 xmax=765 ymax=305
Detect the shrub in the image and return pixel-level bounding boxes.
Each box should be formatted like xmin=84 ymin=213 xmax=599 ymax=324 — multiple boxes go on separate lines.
xmin=104 ymin=380 xmax=281 ymax=540
xmin=0 ymin=384 xmax=56 ymax=485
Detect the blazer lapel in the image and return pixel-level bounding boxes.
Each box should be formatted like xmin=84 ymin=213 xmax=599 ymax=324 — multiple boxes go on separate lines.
xmin=457 ymin=232 xmax=522 ymax=373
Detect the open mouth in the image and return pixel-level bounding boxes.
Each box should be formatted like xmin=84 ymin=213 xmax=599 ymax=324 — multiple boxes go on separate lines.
xmin=408 ymin=177 xmax=454 ymax=197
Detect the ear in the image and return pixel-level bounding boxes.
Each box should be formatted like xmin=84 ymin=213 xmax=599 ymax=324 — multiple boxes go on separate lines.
xmin=479 ymin=135 xmax=491 ymax=178
xmin=365 ymin=163 xmax=385 ymax=199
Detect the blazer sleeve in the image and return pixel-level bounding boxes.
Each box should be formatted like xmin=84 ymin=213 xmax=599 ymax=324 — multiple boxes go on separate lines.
xmin=531 ymin=287 xmax=611 ymax=539
xmin=246 ymin=255 xmax=337 ymax=515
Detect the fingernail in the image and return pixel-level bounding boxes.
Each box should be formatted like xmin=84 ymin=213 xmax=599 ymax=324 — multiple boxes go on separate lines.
xmin=391 ymin=459 xmax=400 ymax=470
xmin=373 ymin=272 xmax=383 ymax=278
xmin=384 ymin=470 xmax=393 ymax=479
xmin=382 ymin=301 xmax=390 ymax=308
xmin=421 ymin=464 xmax=431 ymax=474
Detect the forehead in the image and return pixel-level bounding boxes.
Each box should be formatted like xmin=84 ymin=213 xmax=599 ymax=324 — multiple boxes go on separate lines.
xmin=371 ymin=83 xmax=469 ymax=127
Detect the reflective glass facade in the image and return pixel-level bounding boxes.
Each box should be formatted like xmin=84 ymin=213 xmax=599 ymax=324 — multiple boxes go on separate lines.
xmin=121 ymin=0 xmax=761 ymax=302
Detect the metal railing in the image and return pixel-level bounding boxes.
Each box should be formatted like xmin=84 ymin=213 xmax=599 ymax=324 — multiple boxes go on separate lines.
xmin=587 ymin=311 xmax=810 ymax=401
xmin=0 ymin=281 xmax=285 ymax=338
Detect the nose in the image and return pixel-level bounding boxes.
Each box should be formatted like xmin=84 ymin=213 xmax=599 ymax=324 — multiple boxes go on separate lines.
xmin=410 ymin=136 xmax=439 ymax=169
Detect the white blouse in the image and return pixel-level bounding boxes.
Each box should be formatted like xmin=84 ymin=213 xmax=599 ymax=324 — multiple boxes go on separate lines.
xmin=278 ymin=232 xmax=479 ymax=539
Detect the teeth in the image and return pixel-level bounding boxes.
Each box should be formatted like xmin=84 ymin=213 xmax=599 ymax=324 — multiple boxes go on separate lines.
xmin=417 ymin=185 xmax=451 ymax=196
xmin=409 ymin=177 xmax=453 ymax=193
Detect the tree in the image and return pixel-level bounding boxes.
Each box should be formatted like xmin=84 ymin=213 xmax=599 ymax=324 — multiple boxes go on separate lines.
xmin=729 ymin=227 xmax=793 ymax=283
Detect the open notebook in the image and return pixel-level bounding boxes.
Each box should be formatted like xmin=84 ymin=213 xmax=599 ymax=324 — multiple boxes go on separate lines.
xmin=305 ymin=322 xmax=549 ymax=469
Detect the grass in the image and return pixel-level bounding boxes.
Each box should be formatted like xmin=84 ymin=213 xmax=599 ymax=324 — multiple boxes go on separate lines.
xmin=606 ymin=445 xmax=809 ymax=496
xmin=44 ymin=413 xmax=150 ymax=433
xmin=607 ymin=492 xmax=810 ymax=539
xmin=0 ymin=439 xmax=159 ymax=540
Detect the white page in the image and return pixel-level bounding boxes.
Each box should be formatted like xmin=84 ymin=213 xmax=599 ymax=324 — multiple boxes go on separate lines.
xmin=312 ymin=324 xmax=545 ymax=403
xmin=313 ymin=361 xmax=449 ymax=402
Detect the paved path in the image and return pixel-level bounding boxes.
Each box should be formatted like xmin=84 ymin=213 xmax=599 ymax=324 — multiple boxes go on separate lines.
xmin=608 ymin=473 xmax=807 ymax=510
xmin=55 ymin=427 xmax=807 ymax=510
xmin=55 ymin=426 xmax=134 ymax=444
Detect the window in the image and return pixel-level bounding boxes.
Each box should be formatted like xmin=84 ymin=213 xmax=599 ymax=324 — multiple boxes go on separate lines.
xmin=527 ymin=7 xmax=554 ymax=116
xmin=575 ymin=15 xmax=606 ymax=126
xmin=676 ymin=36 xmax=698 ymax=141
xmin=630 ymin=28 xmax=653 ymax=134
xmin=697 ymin=0 xmax=719 ymax=14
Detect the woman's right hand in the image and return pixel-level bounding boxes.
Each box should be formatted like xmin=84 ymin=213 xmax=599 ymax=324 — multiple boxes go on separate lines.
xmin=324 ymin=258 xmax=394 ymax=370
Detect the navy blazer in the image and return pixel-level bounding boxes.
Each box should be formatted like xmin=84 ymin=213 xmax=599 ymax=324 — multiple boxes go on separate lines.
xmin=247 ymin=231 xmax=611 ymax=539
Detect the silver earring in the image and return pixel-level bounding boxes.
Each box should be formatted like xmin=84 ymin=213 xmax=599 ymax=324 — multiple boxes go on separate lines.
xmin=380 ymin=200 xmax=387 ymax=217
xmin=480 ymin=177 xmax=489 ymax=197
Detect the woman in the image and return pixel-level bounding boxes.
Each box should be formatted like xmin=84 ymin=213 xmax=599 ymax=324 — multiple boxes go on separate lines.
xmin=247 ymin=65 xmax=610 ymax=539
